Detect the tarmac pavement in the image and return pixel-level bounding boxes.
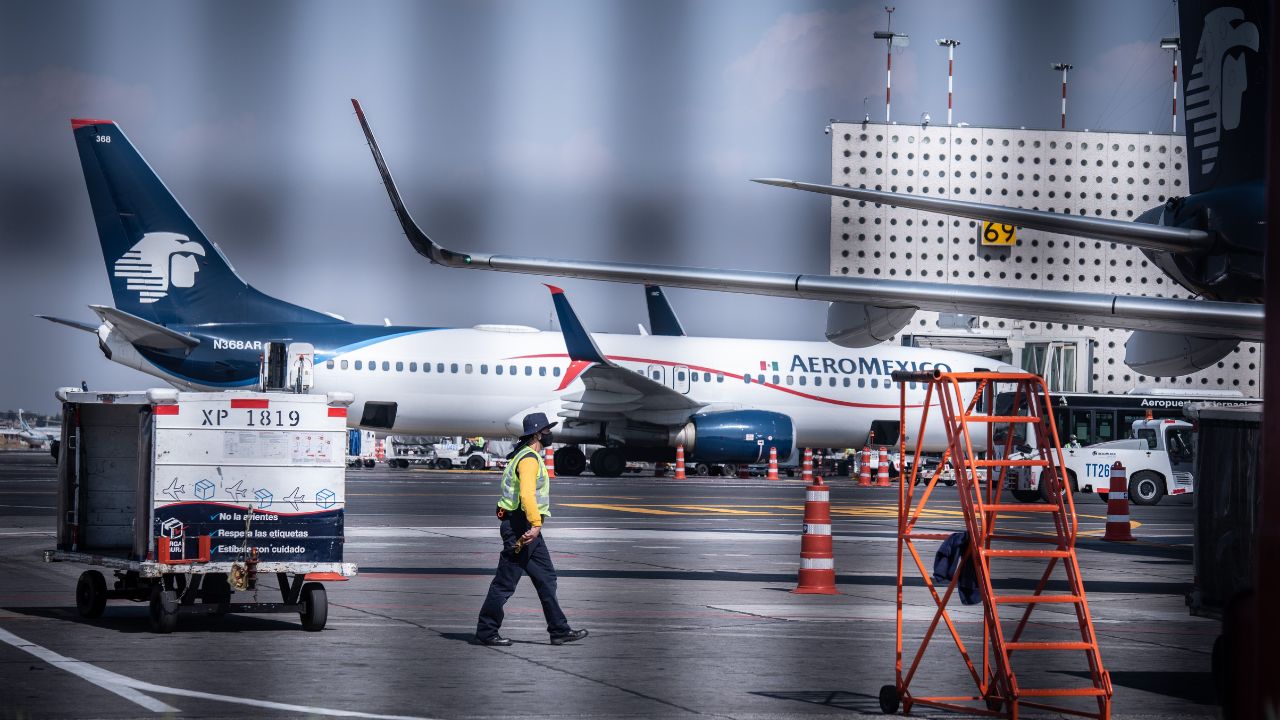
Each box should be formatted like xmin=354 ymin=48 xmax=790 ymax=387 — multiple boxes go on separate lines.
xmin=0 ymin=451 xmax=1216 ymax=719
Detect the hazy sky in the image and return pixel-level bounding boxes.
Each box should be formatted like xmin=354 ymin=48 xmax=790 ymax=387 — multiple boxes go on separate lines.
xmin=0 ymin=0 xmax=1179 ymax=413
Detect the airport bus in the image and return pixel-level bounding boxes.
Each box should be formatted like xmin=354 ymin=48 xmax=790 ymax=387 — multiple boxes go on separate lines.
xmin=994 ymin=388 xmax=1261 ymax=447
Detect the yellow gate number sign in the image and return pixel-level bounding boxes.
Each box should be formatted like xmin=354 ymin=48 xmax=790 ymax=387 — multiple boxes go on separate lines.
xmin=981 ymin=221 xmax=1016 ymax=246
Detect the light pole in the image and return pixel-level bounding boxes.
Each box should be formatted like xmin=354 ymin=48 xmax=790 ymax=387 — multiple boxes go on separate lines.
xmin=1050 ymin=62 xmax=1073 ymax=129
xmin=936 ymin=38 xmax=960 ymax=125
xmin=1161 ymin=37 xmax=1181 ymax=133
xmin=873 ymin=7 xmax=909 ymax=123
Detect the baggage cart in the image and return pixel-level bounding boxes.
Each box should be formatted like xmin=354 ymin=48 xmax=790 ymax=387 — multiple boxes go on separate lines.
xmin=43 ymin=388 xmax=357 ymax=633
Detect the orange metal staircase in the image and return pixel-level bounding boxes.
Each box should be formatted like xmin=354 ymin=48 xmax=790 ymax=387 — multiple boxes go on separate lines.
xmin=881 ymin=369 xmax=1111 ymax=719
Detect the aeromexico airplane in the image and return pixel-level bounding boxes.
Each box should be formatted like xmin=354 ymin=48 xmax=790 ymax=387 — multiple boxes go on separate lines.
xmin=42 ymin=116 xmax=991 ymax=477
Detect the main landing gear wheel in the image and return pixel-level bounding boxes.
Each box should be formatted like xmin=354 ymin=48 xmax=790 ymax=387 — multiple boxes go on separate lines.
xmin=75 ymin=570 xmax=107 ymax=619
xmin=555 ymin=446 xmax=586 ymax=476
xmin=878 ymin=685 xmax=900 ymax=714
xmin=149 ymin=586 xmax=178 ymax=634
xmin=589 ymin=448 xmax=626 ymax=477
xmin=300 ymin=582 xmax=328 ymax=631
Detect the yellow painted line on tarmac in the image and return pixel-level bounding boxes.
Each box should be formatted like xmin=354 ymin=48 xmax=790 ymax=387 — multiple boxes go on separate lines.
xmin=561 ymin=503 xmax=687 ymax=516
xmin=662 ymin=505 xmax=778 ymax=516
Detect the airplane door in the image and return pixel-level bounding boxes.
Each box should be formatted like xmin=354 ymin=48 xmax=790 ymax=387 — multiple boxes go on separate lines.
xmin=672 ymin=365 xmax=691 ymax=394
xmin=646 ymin=364 xmax=666 ymax=386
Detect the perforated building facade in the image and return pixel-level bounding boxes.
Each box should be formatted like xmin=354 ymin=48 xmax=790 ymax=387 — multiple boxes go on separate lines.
xmin=829 ymin=122 xmax=1259 ymax=396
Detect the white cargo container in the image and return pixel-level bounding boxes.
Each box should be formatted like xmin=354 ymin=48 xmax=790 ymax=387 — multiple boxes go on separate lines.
xmin=44 ymin=387 xmax=356 ymax=633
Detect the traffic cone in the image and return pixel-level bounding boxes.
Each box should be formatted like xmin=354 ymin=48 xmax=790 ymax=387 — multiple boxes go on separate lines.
xmin=375 ymin=439 xmax=385 ymax=462
xmin=675 ymin=445 xmax=686 ymax=480
xmin=767 ymin=446 xmax=779 ymax=480
xmin=544 ymin=446 xmax=556 ymax=478
xmin=794 ymin=476 xmax=838 ymax=594
xmin=858 ymin=444 xmax=872 ymax=487
xmin=802 ymin=448 xmax=813 ymax=483
xmin=876 ymin=446 xmax=891 ymax=487
xmin=1103 ymin=461 xmax=1135 ymax=541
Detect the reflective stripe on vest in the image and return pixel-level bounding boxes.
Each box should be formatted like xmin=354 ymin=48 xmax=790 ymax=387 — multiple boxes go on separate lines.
xmin=497 ymin=446 xmax=551 ymax=516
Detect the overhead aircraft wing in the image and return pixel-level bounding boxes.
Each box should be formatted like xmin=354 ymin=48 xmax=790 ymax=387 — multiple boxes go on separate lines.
xmin=751 ymin=179 xmax=1213 ymax=255
xmin=89 ymin=305 xmax=200 ymax=353
xmin=541 ymin=285 xmax=703 ymax=426
xmin=351 ymin=99 xmax=1263 ymax=342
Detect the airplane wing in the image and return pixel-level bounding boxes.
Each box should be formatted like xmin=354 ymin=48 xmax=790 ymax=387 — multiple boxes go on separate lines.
xmin=542 ymin=285 xmax=703 ymax=426
xmin=752 ymin=178 xmax=1214 ymax=255
xmin=89 ymin=305 xmax=200 ymax=353
xmin=351 ymin=99 xmax=1263 ymax=342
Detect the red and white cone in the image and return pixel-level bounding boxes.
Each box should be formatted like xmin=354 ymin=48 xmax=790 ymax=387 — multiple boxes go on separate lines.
xmin=674 ymin=445 xmax=687 ymax=480
xmin=767 ymin=446 xmax=780 ymax=480
xmin=858 ymin=445 xmax=872 ymax=487
xmin=544 ymin=446 xmax=556 ymax=479
xmin=876 ymin=446 xmax=891 ymax=487
xmin=375 ymin=439 xmax=385 ymax=462
xmin=801 ymin=448 xmax=814 ymax=483
xmin=1103 ymin=461 xmax=1135 ymax=541
xmin=794 ymin=477 xmax=838 ymax=594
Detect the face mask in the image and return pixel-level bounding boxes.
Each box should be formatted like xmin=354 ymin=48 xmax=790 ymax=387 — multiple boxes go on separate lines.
xmin=538 ymin=430 xmax=554 ymax=445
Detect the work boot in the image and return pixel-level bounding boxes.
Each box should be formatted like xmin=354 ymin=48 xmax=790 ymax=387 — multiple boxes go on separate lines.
xmin=474 ymin=634 xmax=512 ymax=646
xmin=550 ymin=628 xmax=588 ymax=645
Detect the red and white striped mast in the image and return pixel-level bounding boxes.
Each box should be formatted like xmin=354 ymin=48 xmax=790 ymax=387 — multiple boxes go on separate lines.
xmin=936 ymin=38 xmax=960 ymax=125
xmin=1161 ymin=36 xmax=1181 ymax=133
xmin=1051 ymin=62 xmax=1073 ymax=129
xmin=873 ymin=7 xmax=909 ymax=124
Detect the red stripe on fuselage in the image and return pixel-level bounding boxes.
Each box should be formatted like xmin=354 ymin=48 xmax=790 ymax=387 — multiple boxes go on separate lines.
xmin=508 ymin=353 xmax=922 ymax=409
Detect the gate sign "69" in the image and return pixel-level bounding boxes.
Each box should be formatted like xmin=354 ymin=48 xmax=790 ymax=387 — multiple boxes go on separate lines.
xmin=981 ymin=221 xmax=1016 ymax=246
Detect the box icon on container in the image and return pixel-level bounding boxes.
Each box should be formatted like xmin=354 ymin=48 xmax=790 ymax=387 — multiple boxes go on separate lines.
xmin=161 ymin=517 xmax=184 ymax=540
xmin=194 ymin=478 xmax=215 ymax=500
xmin=254 ymin=488 xmax=273 ymax=507
xmin=316 ymin=488 xmax=336 ymax=509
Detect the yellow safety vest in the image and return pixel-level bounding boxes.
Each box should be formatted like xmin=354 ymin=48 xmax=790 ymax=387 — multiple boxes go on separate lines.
xmin=498 ymin=446 xmax=551 ymax=517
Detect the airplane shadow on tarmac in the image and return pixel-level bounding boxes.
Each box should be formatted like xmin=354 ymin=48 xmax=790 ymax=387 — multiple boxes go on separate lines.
xmin=750 ymin=690 xmax=883 ymax=714
xmin=1 ymin=605 xmax=304 ymax=633
xmin=362 ymin=567 xmax=1189 ymax=596
xmin=1061 ymin=670 xmax=1217 ymax=705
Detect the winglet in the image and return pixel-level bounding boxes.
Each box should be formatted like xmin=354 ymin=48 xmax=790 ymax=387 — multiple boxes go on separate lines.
xmin=351 ymin=98 xmax=480 ymax=268
xmin=546 ymin=286 xmax=607 ymax=365
xmin=644 ymin=285 xmax=686 ymax=336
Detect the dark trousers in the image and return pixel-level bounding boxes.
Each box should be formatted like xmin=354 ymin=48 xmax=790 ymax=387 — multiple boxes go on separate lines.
xmin=476 ymin=510 xmax=570 ymax=638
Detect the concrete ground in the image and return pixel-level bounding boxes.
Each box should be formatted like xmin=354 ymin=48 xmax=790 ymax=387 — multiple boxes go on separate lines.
xmin=0 ymin=451 xmax=1216 ymax=719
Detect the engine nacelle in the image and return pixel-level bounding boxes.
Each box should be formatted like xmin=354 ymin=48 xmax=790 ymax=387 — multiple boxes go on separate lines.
xmin=672 ymin=410 xmax=795 ymax=464
xmin=1124 ymin=330 xmax=1240 ymax=377
xmin=825 ymin=301 xmax=916 ymax=348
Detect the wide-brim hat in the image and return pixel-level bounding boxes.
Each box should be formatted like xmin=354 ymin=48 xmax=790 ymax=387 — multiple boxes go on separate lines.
xmin=520 ymin=412 xmax=559 ymax=438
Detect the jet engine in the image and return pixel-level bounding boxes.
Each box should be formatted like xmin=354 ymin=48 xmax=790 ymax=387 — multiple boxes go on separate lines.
xmin=824 ymin=301 xmax=916 ymax=348
xmin=671 ymin=410 xmax=795 ymax=464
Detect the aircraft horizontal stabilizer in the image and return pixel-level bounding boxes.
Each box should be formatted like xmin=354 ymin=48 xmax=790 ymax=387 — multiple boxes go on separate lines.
xmin=752 ymin=178 xmax=1213 ymax=255
xmin=35 ymin=315 xmax=99 ymax=333
xmin=89 ymin=305 xmax=199 ymax=353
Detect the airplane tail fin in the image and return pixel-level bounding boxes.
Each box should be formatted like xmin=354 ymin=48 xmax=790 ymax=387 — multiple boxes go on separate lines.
xmin=71 ymin=119 xmax=335 ymax=327
xmin=1178 ymin=0 xmax=1269 ymax=193
xmin=17 ymin=410 xmax=32 ymax=433
xmin=644 ymin=285 xmax=686 ymax=337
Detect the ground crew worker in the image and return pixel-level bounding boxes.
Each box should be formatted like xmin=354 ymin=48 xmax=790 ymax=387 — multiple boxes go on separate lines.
xmin=1067 ymin=435 xmax=1082 ymax=449
xmin=474 ymin=412 xmax=588 ymax=647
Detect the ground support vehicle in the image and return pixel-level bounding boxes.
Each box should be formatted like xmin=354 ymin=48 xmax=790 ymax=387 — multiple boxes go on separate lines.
xmin=44 ymin=388 xmax=357 ymax=633
xmin=347 ymin=429 xmax=378 ymax=468
xmin=1009 ymin=417 xmax=1194 ymax=505
xmin=426 ymin=440 xmax=499 ymax=470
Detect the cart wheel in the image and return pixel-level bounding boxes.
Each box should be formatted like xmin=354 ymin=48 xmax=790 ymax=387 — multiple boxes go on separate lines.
xmin=148 ymin=586 xmax=178 ymax=634
xmin=75 ymin=570 xmax=107 ymax=619
xmin=300 ymin=582 xmax=327 ymax=631
xmin=878 ymin=685 xmax=900 ymax=714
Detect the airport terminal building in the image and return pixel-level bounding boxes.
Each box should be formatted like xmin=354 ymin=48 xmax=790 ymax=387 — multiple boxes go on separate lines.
xmin=828 ymin=122 xmax=1260 ymax=396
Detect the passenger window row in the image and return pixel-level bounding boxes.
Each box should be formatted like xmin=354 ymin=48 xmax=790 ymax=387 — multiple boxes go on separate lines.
xmin=326 ymin=359 xmax=562 ymax=378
